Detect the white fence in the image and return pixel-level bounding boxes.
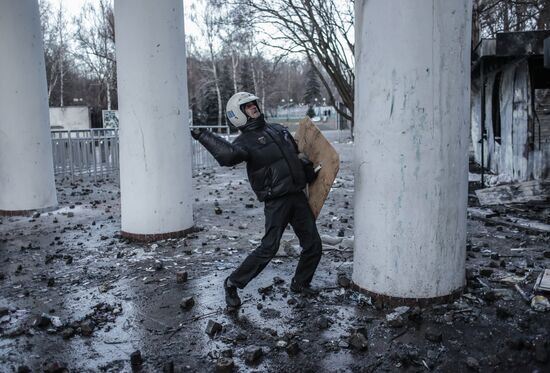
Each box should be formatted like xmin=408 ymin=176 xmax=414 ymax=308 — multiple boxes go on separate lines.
xmin=51 ymin=128 xmax=230 ymax=181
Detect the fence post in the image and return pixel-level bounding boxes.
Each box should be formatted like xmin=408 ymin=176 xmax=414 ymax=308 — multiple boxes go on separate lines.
xmin=90 ymin=129 xmax=98 ymax=183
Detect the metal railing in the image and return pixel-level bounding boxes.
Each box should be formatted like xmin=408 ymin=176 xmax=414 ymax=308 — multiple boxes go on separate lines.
xmin=51 ymin=126 xmax=233 ymax=180
xmin=52 ymin=129 xmax=119 ymax=181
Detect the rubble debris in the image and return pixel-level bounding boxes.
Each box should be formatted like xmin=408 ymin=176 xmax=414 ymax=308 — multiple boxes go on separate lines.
xmin=475 ymin=180 xmax=550 ymax=206
xmin=205 ymin=320 xmax=222 ymax=336
xmin=531 ymin=295 xmax=550 ymax=312
xmin=286 ymin=341 xmax=300 ymax=356
xmin=424 ymin=327 xmax=443 ymax=343
xmin=43 ymin=361 xmax=69 ymax=373
xmin=215 ymin=357 xmax=234 ymax=373
xmin=337 ymin=274 xmax=351 ymax=288
xmin=130 ymin=350 xmax=143 ymax=368
xmin=386 ymin=307 xmax=410 ymax=328
xmin=243 ymin=346 xmax=263 ymax=365
xmin=80 ymin=320 xmax=95 ymax=336
xmin=534 ymin=269 xmax=550 ymax=293
xmin=349 ymin=332 xmax=368 ymax=351
xmin=180 ymin=296 xmax=195 ymax=310
xmin=34 ymin=314 xmax=52 ymax=328
xmin=162 ymin=361 xmax=175 ymax=373
xmin=176 ymin=271 xmax=188 ymax=284
xmin=17 ymin=366 xmax=31 ymax=373
xmin=465 ymin=356 xmax=480 ymax=371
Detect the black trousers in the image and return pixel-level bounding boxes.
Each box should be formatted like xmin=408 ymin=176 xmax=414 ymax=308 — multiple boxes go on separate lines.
xmin=228 ymin=192 xmax=323 ymax=289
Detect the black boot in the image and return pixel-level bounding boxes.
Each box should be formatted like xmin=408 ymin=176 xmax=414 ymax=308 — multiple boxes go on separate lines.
xmin=290 ymin=279 xmax=319 ymax=296
xmin=224 ymin=278 xmax=241 ymax=307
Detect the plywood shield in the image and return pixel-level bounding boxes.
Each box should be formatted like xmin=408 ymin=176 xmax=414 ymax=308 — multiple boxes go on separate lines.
xmin=294 ymin=117 xmax=340 ymax=219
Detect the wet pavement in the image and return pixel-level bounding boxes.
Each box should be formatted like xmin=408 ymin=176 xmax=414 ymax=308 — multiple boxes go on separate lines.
xmin=1 ymin=131 xmax=549 ymax=372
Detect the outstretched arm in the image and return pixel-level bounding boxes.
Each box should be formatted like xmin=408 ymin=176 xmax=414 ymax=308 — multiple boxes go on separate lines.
xmin=192 ymin=129 xmax=248 ymax=167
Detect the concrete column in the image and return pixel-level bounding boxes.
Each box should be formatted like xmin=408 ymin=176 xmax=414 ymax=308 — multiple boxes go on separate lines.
xmin=352 ymin=0 xmax=472 ymax=301
xmin=0 ymin=0 xmax=58 ymax=215
xmin=115 ymin=0 xmax=194 ymax=240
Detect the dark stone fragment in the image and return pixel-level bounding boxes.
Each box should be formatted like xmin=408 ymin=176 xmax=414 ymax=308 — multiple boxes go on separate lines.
xmin=534 ymin=339 xmax=549 ymax=363
xmin=479 ymin=268 xmax=493 ymax=277
xmin=47 ymin=277 xmax=55 ymax=287
xmin=206 ymin=320 xmax=223 ymax=336
xmin=180 ymin=296 xmax=195 ymax=310
xmin=506 ymin=337 xmax=525 ymax=350
xmin=317 ymin=316 xmax=330 ymax=330
xmin=465 ymin=356 xmax=480 ymax=371
xmin=176 ymin=271 xmax=188 ymax=283
xmin=286 ymin=341 xmax=300 ymax=356
xmin=244 ymin=346 xmax=263 ymax=365
xmin=154 ymin=261 xmax=163 ymax=271
xmin=349 ymin=332 xmax=368 ymax=351
xmin=43 ymin=361 xmax=69 ymax=373
xmin=245 ymin=204 xmax=254 ymax=208
xmin=214 ymin=207 xmax=223 ymax=215
xmin=35 ymin=314 xmax=52 ymax=328
xmin=216 ymin=357 xmax=234 ymax=373
xmin=61 ymin=328 xmax=75 ymax=339
xmin=496 ymin=305 xmax=512 ymax=319
xmin=273 ymin=276 xmax=285 ymax=285
xmin=543 ymin=250 xmax=550 ymax=259
xmin=337 ymin=274 xmax=351 ymax=288
xmin=17 ymin=366 xmax=31 ymax=373
xmin=130 ymin=350 xmax=143 ymax=367
xmin=337 ymin=228 xmax=345 ymax=237
xmin=425 ymin=327 xmax=443 ymax=343
xmin=80 ymin=320 xmax=95 ymax=336
xmin=162 ymin=361 xmax=175 ymax=373
xmin=0 ymin=307 xmax=9 ymax=317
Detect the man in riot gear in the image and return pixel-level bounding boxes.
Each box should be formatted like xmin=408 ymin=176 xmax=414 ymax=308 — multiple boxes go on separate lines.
xmin=191 ymin=92 xmax=322 ymax=308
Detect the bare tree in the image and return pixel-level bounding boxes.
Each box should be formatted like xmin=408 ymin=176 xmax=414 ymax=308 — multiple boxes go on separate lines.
xmin=190 ymin=0 xmax=225 ymax=128
xmin=39 ymin=0 xmax=70 ymax=105
xmin=238 ymin=0 xmax=355 ymax=130
xmin=475 ymin=0 xmax=550 ymax=37
xmin=74 ymin=0 xmax=116 ymax=109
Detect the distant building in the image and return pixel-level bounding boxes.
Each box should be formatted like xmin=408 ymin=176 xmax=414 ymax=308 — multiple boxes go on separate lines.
xmin=49 ymin=106 xmax=91 ymax=130
xmin=471 ymin=31 xmax=550 ymax=182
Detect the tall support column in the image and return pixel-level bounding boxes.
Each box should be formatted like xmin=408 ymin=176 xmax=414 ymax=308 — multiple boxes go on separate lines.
xmin=352 ymin=0 xmax=472 ymax=302
xmin=115 ymin=0 xmax=194 ymax=240
xmin=0 ymin=0 xmax=58 ymax=215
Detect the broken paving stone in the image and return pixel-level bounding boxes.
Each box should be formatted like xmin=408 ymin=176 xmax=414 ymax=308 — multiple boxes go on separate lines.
xmin=244 ymin=346 xmax=263 ymax=365
xmin=349 ymin=332 xmax=368 ymax=351
xmin=465 ymin=356 xmax=480 ymax=371
xmin=206 ymin=320 xmax=223 ymax=336
xmin=215 ymin=357 xmax=234 ymax=373
xmin=180 ymin=296 xmax=195 ymax=310
xmin=286 ymin=341 xmax=300 ymax=356
xmin=425 ymin=327 xmax=443 ymax=343
xmin=176 ymin=271 xmax=188 ymax=283
xmin=130 ymin=350 xmax=143 ymax=368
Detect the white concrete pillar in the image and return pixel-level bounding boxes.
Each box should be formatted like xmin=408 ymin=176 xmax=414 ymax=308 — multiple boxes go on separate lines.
xmin=352 ymin=0 xmax=472 ymax=301
xmin=0 ymin=0 xmax=57 ymax=215
xmin=115 ymin=0 xmax=194 ymax=240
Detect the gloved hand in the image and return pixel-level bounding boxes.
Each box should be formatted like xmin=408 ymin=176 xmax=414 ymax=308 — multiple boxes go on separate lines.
xmin=190 ymin=128 xmax=204 ymax=140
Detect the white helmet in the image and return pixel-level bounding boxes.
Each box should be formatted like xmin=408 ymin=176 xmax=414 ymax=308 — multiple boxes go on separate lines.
xmin=226 ymin=92 xmax=260 ymax=128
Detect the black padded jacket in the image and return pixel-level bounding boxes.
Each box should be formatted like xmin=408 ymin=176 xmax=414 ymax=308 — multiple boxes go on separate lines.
xmin=195 ymin=115 xmax=306 ymax=202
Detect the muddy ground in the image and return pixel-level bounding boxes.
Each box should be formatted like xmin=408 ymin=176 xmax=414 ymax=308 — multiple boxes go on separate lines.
xmin=1 ymin=133 xmax=549 ymax=372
